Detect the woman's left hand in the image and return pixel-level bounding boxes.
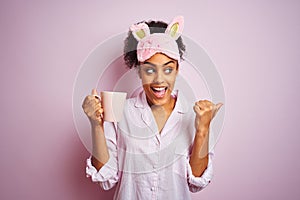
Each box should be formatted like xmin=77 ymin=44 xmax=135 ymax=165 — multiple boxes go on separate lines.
xmin=193 ymin=100 xmax=223 ymax=133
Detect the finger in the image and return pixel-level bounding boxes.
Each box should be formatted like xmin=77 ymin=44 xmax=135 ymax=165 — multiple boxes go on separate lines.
xmin=88 ymin=95 xmax=100 ymax=104
xmin=95 ymin=105 xmax=103 ymax=112
xmin=204 ymin=100 xmax=214 ymax=109
xmin=215 ymin=103 xmax=223 ymax=111
xmin=203 ymin=100 xmax=211 ymax=105
xmin=82 ymin=97 xmax=93 ymax=110
xmin=85 ymin=96 xmax=98 ymax=106
xmin=193 ymin=105 xmax=199 ymax=112
xmin=196 ymin=101 xmax=206 ymax=110
xmin=93 ymin=96 xmax=101 ymax=104
xmin=95 ymin=110 xmax=101 ymax=118
xmin=195 ymin=101 xmax=203 ymax=107
xmin=212 ymin=103 xmax=223 ymax=118
xmin=92 ymin=89 xmax=97 ymax=95
xmin=193 ymin=105 xmax=203 ymax=115
xmin=196 ymin=100 xmax=205 ymax=104
xmin=96 ymin=109 xmax=104 ymax=119
xmin=83 ymin=95 xmax=92 ymax=105
xmin=91 ymin=89 xmax=101 ymax=99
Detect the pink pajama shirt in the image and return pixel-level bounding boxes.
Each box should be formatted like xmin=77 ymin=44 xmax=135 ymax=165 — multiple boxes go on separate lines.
xmin=86 ymin=90 xmax=214 ymax=200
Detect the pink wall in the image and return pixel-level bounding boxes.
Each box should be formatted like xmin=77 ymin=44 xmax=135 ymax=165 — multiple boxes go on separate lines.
xmin=0 ymin=0 xmax=299 ymax=199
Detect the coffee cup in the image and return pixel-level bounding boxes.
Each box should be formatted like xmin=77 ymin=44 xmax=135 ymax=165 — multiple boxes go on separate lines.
xmin=100 ymin=91 xmax=127 ymax=122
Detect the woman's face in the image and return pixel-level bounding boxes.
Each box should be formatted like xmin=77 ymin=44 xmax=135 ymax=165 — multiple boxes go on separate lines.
xmin=138 ymin=53 xmax=178 ymax=107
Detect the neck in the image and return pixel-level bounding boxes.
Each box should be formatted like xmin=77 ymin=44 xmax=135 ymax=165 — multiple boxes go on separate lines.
xmin=147 ymin=96 xmax=176 ymax=113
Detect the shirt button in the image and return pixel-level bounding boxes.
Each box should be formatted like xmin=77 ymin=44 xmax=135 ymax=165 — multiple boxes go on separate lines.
xmin=151 ymin=187 xmax=155 ymax=191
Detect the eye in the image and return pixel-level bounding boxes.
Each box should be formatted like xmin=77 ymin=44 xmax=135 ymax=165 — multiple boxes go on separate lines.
xmin=164 ymin=67 xmax=173 ymax=74
xmin=145 ymin=68 xmax=155 ymax=74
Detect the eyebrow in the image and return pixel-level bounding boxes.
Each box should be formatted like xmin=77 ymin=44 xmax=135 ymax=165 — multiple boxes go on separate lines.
xmin=143 ymin=60 xmax=175 ymax=67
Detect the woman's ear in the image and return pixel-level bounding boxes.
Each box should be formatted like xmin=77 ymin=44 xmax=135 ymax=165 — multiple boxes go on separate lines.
xmin=165 ymin=16 xmax=184 ymax=40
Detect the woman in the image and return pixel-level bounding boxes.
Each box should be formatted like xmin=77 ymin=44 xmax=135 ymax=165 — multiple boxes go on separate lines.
xmin=82 ymin=16 xmax=223 ymax=200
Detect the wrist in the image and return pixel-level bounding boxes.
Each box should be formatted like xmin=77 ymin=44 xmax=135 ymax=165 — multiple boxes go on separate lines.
xmin=90 ymin=121 xmax=103 ymax=130
xmin=195 ymin=126 xmax=209 ymax=138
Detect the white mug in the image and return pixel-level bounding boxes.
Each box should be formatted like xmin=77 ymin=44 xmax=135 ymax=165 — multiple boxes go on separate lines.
xmin=100 ymin=91 xmax=127 ymax=122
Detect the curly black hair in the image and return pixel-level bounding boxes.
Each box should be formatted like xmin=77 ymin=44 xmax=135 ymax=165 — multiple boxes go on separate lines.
xmin=123 ymin=20 xmax=186 ymax=69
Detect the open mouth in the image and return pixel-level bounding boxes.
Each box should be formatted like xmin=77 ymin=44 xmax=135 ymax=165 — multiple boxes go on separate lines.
xmin=151 ymin=86 xmax=168 ymax=98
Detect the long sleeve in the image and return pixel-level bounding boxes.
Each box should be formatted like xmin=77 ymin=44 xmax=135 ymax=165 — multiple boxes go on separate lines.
xmin=187 ymin=151 xmax=214 ymax=192
xmin=86 ymin=122 xmax=119 ymax=190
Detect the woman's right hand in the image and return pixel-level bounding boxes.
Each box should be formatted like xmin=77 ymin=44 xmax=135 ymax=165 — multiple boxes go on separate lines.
xmin=82 ymin=89 xmax=104 ymax=127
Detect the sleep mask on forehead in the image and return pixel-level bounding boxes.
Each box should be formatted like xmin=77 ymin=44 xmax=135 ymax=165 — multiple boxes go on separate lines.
xmin=130 ymin=16 xmax=184 ymax=62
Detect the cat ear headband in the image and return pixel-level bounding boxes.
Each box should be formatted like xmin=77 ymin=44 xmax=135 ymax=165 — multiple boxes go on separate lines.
xmin=130 ymin=16 xmax=184 ymax=62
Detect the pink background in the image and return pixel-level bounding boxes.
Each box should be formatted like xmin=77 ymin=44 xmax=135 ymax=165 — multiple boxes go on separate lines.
xmin=1 ymin=0 xmax=299 ymax=199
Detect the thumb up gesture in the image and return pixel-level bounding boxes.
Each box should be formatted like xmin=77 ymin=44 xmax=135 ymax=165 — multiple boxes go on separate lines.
xmin=82 ymin=89 xmax=104 ymax=127
xmin=193 ymin=100 xmax=223 ymax=132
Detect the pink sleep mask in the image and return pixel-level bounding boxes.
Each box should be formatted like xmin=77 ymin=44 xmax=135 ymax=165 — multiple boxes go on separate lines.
xmin=130 ymin=16 xmax=184 ymax=62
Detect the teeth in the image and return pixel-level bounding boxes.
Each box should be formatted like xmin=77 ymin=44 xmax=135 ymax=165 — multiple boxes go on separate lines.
xmin=152 ymin=87 xmax=166 ymax=91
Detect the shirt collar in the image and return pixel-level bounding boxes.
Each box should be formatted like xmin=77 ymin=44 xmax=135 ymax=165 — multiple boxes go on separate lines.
xmin=134 ymin=90 xmax=189 ymax=114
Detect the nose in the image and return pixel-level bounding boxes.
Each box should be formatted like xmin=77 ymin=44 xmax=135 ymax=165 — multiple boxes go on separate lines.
xmin=153 ymin=70 xmax=164 ymax=84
